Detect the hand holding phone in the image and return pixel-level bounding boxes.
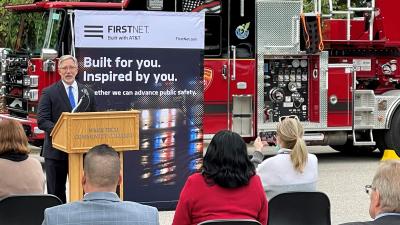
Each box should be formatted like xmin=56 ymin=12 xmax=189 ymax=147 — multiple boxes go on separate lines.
xmin=254 ymin=137 xmax=264 ymax=151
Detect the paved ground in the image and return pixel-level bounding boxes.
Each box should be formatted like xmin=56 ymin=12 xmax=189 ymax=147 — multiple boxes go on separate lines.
xmin=31 ymin=144 xmax=382 ymax=225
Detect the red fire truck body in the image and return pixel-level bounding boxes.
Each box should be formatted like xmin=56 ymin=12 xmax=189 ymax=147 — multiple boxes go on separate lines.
xmin=1 ymin=0 xmax=400 ymax=153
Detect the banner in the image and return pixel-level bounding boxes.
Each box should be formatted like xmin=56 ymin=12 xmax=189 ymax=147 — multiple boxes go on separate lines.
xmin=75 ymin=10 xmax=204 ymax=49
xmin=75 ymin=10 xmax=204 ymax=209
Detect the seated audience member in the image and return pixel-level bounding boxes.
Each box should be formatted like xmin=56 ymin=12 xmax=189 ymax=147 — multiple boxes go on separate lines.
xmin=340 ymin=160 xmax=400 ymax=225
xmin=0 ymin=120 xmax=45 ymax=198
xmin=254 ymin=116 xmax=318 ymax=200
xmin=172 ymin=130 xmax=268 ymax=225
xmin=42 ymin=144 xmax=159 ymax=225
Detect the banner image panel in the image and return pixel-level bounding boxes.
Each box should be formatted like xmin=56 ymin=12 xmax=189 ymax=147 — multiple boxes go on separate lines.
xmin=76 ymin=47 xmax=203 ymax=209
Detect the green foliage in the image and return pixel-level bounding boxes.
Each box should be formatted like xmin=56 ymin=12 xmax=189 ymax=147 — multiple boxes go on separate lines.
xmin=0 ymin=0 xmax=33 ymax=47
xmin=304 ymin=0 xmax=371 ymax=15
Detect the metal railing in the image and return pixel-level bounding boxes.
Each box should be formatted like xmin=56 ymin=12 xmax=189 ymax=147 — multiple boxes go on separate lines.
xmin=328 ymin=0 xmax=375 ymax=41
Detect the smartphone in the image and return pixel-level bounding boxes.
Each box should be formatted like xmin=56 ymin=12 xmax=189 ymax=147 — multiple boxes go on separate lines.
xmin=259 ymin=132 xmax=276 ymax=146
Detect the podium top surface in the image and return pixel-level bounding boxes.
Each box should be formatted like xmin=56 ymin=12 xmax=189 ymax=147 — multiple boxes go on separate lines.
xmin=51 ymin=110 xmax=140 ymax=153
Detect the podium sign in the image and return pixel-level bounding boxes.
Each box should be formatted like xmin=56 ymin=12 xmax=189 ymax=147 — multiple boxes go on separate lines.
xmin=51 ymin=111 xmax=140 ymax=201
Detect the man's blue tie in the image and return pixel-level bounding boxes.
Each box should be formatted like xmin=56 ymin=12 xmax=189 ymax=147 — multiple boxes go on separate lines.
xmin=68 ymin=86 xmax=76 ymax=109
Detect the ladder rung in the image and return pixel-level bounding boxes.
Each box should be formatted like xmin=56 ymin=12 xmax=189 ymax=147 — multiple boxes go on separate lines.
xmin=354 ymin=125 xmax=375 ymax=129
xmin=353 ymin=141 xmax=376 ymax=146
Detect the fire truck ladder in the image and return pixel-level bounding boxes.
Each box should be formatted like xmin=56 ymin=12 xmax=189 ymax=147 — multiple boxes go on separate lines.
xmin=352 ymin=90 xmax=376 ymax=146
xmin=327 ymin=0 xmax=375 ymax=41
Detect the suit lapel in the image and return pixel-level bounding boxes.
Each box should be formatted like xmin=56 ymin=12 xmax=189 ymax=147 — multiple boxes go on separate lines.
xmin=56 ymin=81 xmax=72 ymax=111
xmin=77 ymin=83 xmax=83 ymax=100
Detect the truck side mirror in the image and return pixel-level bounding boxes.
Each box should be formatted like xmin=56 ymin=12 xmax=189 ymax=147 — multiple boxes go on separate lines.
xmin=41 ymin=48 xmax=58 ymax=72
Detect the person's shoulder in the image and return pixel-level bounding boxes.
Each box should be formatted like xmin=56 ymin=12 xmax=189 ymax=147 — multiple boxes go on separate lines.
xmin=44 ymin=201 xmax=77 ymax=215
xmin=188 ymin=173 xmax=203 ymax=180
xmin=260 ymin=153 xmax=286 ymax=167
xmin=339 ymin=222 xmax=372 ymax=225
xmin=249 ymin=174 xmax=264 ymax=187
xmin=43 ymin=81 xmax=61 ymax=92
xmin=121 ymin=201 xmax=158 ymax=213
xmin=268 ymin=152 xmax=287 ymax=161
xmin=308 ymin=153 xmax=317 ymax=159
xmin=26 ymin=156 xmax=43 ymax=167
xmin=250 ymin=174 xmax=262 ymax=182
xmin=307 ymin=153 xmax=318 ymax=163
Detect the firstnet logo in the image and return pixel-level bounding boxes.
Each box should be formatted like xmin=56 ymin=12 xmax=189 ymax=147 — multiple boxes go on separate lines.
xmin=84 ymin=25 xmax=104 ymax=39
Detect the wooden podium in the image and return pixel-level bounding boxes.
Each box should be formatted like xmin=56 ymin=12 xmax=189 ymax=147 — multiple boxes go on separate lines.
xmin=50 ymin=111 xmax=140 ymax=202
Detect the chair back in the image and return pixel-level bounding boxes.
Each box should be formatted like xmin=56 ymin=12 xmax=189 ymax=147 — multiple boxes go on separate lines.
xmin=267 ymin=192 xmax=331 ymax=225
xmin=198 ymin=219 xmax=262 ymax=225
xmin=0 ymin=194 xmax=63 ymax=225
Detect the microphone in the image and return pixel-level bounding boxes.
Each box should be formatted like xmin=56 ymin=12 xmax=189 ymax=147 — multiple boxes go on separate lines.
xmin=82 ymin=88 xmax=89 ymax=97
xmin=71 ymin=88 xmax=89 ymax=113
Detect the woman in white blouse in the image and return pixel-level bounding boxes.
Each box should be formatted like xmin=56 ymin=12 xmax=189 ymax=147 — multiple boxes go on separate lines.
xmin=254 ymin=116 xmax=318 ymax=200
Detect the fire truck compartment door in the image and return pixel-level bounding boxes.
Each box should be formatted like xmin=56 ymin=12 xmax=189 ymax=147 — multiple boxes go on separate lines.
xmin=204 ymin=59 xmax=230 ymax=134
xmin=327 ymin=66 xmax=353 ymax=127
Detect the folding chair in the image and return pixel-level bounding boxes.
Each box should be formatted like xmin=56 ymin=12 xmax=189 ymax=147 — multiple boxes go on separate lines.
xmin=0 ymin=194 xmax=63 ymax=225
xmin=198 ymin=219 xmax=262 ymax=225
xmin=267 ymin=192 xmax=331 ymax=225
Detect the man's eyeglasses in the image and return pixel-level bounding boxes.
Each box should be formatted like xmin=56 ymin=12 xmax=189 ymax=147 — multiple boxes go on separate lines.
xmin=59 ymin=66 xmax=77 ymax=72
xmin=279 ymin=115 xmax=299 ymax=122
xmin=365 ymin=185 xmax=375 ymax=195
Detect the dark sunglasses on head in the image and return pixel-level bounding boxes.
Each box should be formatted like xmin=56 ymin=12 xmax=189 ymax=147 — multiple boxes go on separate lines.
xmin=278 ymin=115 xmax=299 ymax=122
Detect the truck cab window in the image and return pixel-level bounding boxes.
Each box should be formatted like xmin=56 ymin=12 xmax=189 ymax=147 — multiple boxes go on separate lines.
xmin=5 ymin=10 xmax=63 ymax=56
xmin=205 ymin=15 xmax=222 ymax=57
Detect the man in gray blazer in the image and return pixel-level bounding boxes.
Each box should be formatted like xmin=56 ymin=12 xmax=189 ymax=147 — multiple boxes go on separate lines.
xmin=340 ymin=160 xmax=400 ymax=225
xmin=42 ymin=144 xmax=159 ymax=225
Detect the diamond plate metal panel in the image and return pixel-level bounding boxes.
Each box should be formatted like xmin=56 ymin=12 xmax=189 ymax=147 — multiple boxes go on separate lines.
xmin=256 ymin=0 xmax=302 ymax=55
xmin=319 ymin=51 xmax=328 ymax=128
xmin=353 ymin=90 xmax=376 ymax=129
xmin=257 ymin=56 xmax=265 ymax=129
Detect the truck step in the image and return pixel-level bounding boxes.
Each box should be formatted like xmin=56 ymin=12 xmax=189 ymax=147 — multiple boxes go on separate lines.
xmin=353 ymin=141 xmax=376 ymax=146
xmin=352 ymin=129 xmax=375 ymax=146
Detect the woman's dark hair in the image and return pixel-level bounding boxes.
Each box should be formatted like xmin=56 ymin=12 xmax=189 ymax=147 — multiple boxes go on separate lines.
xmin=202 ymin=130 xmax=255 ymax=188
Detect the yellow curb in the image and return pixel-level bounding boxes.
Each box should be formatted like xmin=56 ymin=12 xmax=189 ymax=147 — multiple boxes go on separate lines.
xmin=381 ymin=149 xmax=400 ymax=161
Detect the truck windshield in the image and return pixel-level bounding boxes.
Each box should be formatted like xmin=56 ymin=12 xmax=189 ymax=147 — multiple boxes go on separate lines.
xmin=5 ymin=9 xmax=63 ymax=56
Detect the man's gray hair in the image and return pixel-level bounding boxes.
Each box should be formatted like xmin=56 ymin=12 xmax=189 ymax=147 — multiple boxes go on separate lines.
xmin=372 ymin=160 xmax=400 ymax=213
xmin=84 ymin=144 xmax=120 ymax=188
xmin=58 ymin=55 xmax=78 ymax=68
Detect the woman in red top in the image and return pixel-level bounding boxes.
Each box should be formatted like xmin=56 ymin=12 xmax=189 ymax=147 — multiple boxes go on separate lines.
xmin=172 ymin=130 xmax=268 ymax=225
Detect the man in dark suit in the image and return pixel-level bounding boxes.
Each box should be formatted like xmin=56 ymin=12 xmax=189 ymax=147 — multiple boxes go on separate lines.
xmin=38 ymin=55 xmax=96 ymax=203
xmin=340 ymin=160 xmax=400 ymax=225
xmin=42 ymin=144 xmax=159 ymax=225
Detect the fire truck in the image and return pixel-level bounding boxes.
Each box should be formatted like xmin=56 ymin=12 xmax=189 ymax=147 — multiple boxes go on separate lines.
xmin=1 ymin=0 xmax=399 ymax=154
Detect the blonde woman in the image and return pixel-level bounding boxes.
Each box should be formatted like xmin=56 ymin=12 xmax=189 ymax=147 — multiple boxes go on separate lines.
xmin=0 ymin=120 xmax=45 ymax=198
xmin=254 ymin=116 xmax=318 ymax=200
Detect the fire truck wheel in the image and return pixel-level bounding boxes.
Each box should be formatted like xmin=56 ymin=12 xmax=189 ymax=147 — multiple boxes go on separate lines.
xmin=329 ymin=144 xmax=346 ymax=152
xmin=373 ymin=130 xmax=388 ymax=154
xmin=330 ymin=142 xmax=377 ymax=154
xmin=384 ymin=108 xmax=400 ymax=156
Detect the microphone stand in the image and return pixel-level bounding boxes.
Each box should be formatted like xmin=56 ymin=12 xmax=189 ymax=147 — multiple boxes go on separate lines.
xmin=71 ymin=96 xmax=84 ymax=113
